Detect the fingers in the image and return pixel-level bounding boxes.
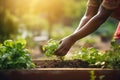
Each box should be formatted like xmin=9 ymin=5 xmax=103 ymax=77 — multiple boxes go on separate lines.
xmin=54 ymin=45 xmax=69 ymax=56
xmin=54 ymin=40 xmax=64 ymax=56
xmin=54 ymin=46 xmax=63 ymax=56
xmin=54 ymin=39 xmax=70 ymax=56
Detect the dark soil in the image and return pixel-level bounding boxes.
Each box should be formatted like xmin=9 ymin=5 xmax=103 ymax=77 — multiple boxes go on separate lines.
xmin=33 ymin=59 xmax=101 ymax=68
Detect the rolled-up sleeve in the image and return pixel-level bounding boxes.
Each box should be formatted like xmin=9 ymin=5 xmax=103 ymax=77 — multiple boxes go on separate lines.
xmin=102 ymin=0 xmax=120 ymax=9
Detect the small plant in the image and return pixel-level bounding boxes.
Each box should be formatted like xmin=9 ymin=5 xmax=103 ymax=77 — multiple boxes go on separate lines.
xmin=90 ymin=70 xmax=96 ymax=80
xmin=90 ymin=70 xmax=105 ymax=80
xmin=42 ymin=39 xmax=59 ymax=57
xmin=0 ymin=39 xmax=35 ymax=69
xmin=42 ymin=39 xmax=65 ymax=61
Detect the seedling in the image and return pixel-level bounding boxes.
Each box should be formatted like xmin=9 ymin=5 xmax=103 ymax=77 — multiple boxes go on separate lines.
xmin=42 ymin=39 xmax=65 ymax=61
xmin=42 ymin=39 xmax=59 ymax=57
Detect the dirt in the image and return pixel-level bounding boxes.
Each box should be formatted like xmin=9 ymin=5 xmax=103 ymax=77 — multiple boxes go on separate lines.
xmin=34 ymin=59 xmax=101 ymax=68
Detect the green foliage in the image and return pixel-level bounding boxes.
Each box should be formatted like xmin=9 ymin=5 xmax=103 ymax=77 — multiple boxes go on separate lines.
xmin=72 ymin=40 xmax=120 ymax=69
xmin=42 ymin=39 xmax=120 ymax=69
xmin=72 ymin=47 xmax=107 ymax=67
xmin=42 ymin=39 xmax=65 ymax=61
xmin=0 ymin=39 xmax=35 ymax=69
xmin=42 ymin=39 xmax=59 ymax=57
xmin=106 ymin=40 xmax=120 ymax=69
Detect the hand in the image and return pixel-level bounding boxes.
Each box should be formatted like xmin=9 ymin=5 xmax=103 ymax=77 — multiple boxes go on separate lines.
xmin=54 ymin=36 xmax=76 ymax=56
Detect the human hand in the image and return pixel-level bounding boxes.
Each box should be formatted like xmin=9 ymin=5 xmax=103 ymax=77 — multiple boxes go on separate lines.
xmin=54 ymin=36 xmax=75 ymax=56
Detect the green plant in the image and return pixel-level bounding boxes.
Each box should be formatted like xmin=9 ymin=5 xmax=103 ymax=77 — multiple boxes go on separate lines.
xmin=0 ymin=39 xmax=35 ymax=69
xmin=90 ymin=70 xmax=96 ymax=80
xmin=72 ymin=40 xmax=120 ymax=69
xmin=90 ymin=70 xmax=105 ymax=80
xmin=42 ymin=39 xmax=120 ymax=69
xmin=105 ymin=40 xmax=120 ymax=69
xmin=42 ymin=39 xmax=59 ymax=57
xmin=42 ymin=39 xmax=65 ymax=61
xmin=72 ymin=47 xmax=107 ymax=67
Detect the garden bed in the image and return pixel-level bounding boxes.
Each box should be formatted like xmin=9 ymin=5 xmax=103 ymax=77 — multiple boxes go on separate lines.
xmin=33 ymin=59 xmax=101 ymax=68
xmin=0 ymin=60 xmax=120 ymax=80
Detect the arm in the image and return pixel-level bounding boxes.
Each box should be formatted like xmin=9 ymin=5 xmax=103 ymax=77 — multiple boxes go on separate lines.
xmin=74 ymin=6 xmax=98 ymax=33
xmin=70 ymin=6 xmax=114 ymax=42
xmin=54 ymin=6 xmax=114 ymax=56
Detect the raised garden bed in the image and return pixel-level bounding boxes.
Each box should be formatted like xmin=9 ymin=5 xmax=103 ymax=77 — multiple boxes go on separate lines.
xmin=0 ymin=60 xmax=120 ymax=80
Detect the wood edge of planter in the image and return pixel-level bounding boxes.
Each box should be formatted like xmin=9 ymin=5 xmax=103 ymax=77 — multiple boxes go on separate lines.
xmin=0 ymin=59 xmax=120 ymax=80
xmin=0 ymin=68 xmax=120 ymax=80
xmin=0 ymin=68 xmax=119 ymax=71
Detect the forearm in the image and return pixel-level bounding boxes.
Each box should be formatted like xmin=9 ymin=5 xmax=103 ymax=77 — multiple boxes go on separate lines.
xmin=70 ymin=7 xmax=112 ymax=42
xmin=74 ymin=16 xmax=91 ymax=33
xmin=74 ymin=6 xmax=98 ymax=33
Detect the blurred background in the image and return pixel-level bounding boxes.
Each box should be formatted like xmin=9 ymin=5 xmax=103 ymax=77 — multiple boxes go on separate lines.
xmin=0 ymin=0 xmax=119 ymax=59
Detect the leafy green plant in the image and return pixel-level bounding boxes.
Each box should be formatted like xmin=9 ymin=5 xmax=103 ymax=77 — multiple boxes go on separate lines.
xmin=105 ymin=40 xmax=120 ymax=69
xmin=72 ymin=47 xmax=107 ymax=67
xmin=72 ymin=40 xmax=120 ymax=69
xmin=0 ymin=39 xmax=35 ymax=69
xmin=42 ymin=39 xmax=59 ymax=57
xmin=42 ymin=39 xmax=65 ymax=61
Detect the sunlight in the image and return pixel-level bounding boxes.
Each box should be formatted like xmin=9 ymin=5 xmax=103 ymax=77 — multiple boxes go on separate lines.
xmin=1 ymin=0 xmax=65 ymax=28
xmin=2 ymin=0 xmax=63 ymax=14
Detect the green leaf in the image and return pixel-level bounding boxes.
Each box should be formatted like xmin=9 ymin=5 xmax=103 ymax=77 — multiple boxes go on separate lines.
xmin=4 ymin=40 xmax=14 ymax=48
xmin=15 ymin=39 xmax=26 ymax=49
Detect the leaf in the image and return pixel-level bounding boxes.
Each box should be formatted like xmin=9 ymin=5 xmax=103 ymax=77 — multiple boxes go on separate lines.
xmin=4 ymin=40 xmax=14 ymax=48
xmin=15 ymin=39 xmax=26 ymax=49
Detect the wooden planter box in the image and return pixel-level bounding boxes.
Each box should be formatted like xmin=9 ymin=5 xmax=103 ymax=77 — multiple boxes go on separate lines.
xmin=0 ymin=60 xmax=120 ymax=80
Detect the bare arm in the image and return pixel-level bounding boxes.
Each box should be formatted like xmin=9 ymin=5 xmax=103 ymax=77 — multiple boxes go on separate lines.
xmin=54 ymin=6 xmax=114 ymax=56
xmin=70 ymin=6 xmax=114 ymax=42
xmin=74 ymin=6 xmax=98 ymax=33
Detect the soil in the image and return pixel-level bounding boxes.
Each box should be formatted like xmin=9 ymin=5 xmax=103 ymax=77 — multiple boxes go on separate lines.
xmin=33 ymin=59 xmax=101 ymax=68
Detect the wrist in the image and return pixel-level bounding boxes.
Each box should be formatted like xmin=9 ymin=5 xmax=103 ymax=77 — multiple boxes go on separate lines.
xmin=68 ymin=34 xmax=78 ymax=43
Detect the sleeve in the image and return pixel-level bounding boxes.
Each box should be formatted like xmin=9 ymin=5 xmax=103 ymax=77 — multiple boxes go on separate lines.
xmin=102 ymin=0 xmax=120 ymax=10
xmin=87 ymin=0 xmax=100 ymax=7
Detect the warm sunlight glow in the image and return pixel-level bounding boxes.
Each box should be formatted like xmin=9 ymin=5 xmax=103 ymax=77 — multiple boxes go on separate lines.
xmin=2 ymin=0 xmax=64 ymax=15
xmin=1 ymin=0 xmax=66 ymax=27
